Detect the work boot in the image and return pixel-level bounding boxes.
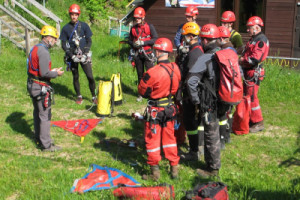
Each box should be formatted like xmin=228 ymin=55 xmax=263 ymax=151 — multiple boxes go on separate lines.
xmin=180 ymin=150 xmax=199 ymax=161
xmin=171 ymin=165 xmax=179 ymax=179
xmin=250 ymin=121 xmax=264 ymax=133
xmin=196 ymin=167 xmax=219 ymax=178
xmin=42 ymin=144 xmax=62 ymax=152
xmin=76 ymin=96 xmax=83 ymax=104
xmin=136 ymin=95 xmax=143 ymax=102
xmin=142 ymin=165 xmax=160 ymax=181
xmin=225 ymin=137 xmax=231 ymax=144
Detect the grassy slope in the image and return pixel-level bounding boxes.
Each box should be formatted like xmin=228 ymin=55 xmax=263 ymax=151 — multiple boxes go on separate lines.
xmin=0 ymin=1 xmax=300 ymax=199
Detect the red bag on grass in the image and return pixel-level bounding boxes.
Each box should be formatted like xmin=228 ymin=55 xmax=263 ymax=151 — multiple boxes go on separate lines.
xmin=232 ymin=95 xmax=251 ymax=135
xmin=113 ymin=185 xmax=175 ymax=200
xmin=185 ymin=182 xmax=229 ymax=200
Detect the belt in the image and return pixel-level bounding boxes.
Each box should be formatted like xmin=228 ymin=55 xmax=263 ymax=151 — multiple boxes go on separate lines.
xmin=148 ymin=97 xmax=174 ymax=107
xmin=29 ymin=77 xmax=50 ymax=86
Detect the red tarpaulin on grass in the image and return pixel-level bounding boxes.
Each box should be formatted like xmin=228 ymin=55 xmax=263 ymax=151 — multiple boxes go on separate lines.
xmin=71 ymin=164 xmax=141 ymax=193
xmin=51 ymin=119 xmax=102 ymax=137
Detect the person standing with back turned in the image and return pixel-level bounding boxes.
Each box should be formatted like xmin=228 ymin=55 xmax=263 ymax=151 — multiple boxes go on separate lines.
xmin=138 ymin=38 xmax=181 ymax=181
xmin=60 ymin=4 xmax=97 ymax=105
xmin=186 ymin=24 xmax=224 ymax=178
xmin=27 ymin=25 xmax=64 ymax=152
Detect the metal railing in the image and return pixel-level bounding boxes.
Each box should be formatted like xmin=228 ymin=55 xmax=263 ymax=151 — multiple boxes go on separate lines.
xmin=0 ymin=4 xmax=36 ymax=55
xmin=0 ymin=0 xmax=62 ymax=55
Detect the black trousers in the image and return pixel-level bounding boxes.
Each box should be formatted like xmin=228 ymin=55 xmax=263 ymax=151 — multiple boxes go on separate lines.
xmin=135 ymin=53 xmax=154 ymax=84
xmin=70 ymin=61 xmax=96 ymax=97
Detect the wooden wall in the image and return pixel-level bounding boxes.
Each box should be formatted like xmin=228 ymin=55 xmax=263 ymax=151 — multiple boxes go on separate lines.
xmin=265 ymin=0 xmax=297 ymax=57
xmin=141 ymin=0 xmax=297 ymax=57
xmin=143 ymin=0 xmax=218 ymax=45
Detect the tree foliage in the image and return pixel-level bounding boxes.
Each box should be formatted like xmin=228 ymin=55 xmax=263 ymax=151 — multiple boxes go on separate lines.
xmin=78 ymin=0 xmax=131 ymax=22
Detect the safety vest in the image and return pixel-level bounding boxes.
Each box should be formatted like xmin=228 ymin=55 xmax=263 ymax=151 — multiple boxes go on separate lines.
xmin=243 ymin=32 xmax=269 ymax=68
xmin=27 ymin=44 xmax=52 ymax=79
xmin=131 ymin=23 xmax=152 ymax=51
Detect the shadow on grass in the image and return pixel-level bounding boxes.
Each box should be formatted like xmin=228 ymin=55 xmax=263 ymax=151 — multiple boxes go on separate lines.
xmin=226 ymin=184 xmax=300 ymax=200
xmin=51 ymin=82 xmax=74 ymax=100
xmin=5 ymin=112 xmax=34 ymax=143
xmin=92 ymin=127 xmax=147 ymax=176
xmin=279 ymin=127 xmax=300 ymax=167
xmin=185 ymin=175 xmax=300 ymax=200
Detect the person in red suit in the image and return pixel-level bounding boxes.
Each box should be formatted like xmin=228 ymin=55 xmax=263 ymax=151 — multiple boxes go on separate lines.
xmin=138 ymin=38 xmax=181 ymax=181
xmin=239 ymin=16 xmax=269 ymax=133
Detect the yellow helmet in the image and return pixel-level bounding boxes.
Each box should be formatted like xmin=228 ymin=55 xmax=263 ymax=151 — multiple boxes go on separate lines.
xmin=40 ymin=25 xmax=59 ymax=39
xmin=182 ymin=22 xmax=200 ymax=36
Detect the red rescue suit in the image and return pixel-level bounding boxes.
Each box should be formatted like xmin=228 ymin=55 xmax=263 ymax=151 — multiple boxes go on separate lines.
xmin=241 ymin=32 xmax=269 ymax=123
xmin=131 ymin=22 xmax=152 ymax=52
xmin=138 ymin=61 xmax=181 ymax=166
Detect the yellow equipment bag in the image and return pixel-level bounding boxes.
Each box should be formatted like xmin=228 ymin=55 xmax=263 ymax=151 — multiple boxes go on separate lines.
xmin=111 ymin=73 xmax=123 ymax=105
xmin=97 ymin=80 xmax=113 ymax=117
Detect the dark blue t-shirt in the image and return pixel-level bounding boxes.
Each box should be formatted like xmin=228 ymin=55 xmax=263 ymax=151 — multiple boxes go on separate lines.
xmin=60 ymin=21 xmax=92 ymax=51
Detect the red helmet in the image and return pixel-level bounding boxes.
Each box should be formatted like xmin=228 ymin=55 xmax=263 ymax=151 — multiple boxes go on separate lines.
xmin=69 ymin=4 xmax=80 ymax=14
xmin=221 ymin=11 xmax=236 ymax=22
xmin=200 ymin=24 xmax=220 ymax=39
xmin=185 ymin=6 xmax=198 ymax=16
xmin=218 ymin=26 xmax=230 ymax=38
xmin=134 ymin=7 xmax=145 ymax=18
xmin=247 ymin=16 xmax=264 ymax=27
xmin=153 ymin=38 xmax=173 ymax=53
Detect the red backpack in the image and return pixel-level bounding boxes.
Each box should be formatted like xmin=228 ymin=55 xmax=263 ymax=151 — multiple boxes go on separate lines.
xmin=215 ymin=47 xmax=243 ymax=105
xmin=185 ymin=182 xmax=229 ymax=200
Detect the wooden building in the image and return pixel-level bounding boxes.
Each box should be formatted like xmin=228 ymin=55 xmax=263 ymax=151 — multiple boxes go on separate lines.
xmin=128 ymin=0 xmax=300 ymax=58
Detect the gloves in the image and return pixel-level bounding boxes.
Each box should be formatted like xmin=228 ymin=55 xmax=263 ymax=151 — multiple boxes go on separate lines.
xmin=179 ymin=45 xmax=189 ymax=54
xmin=80 ymin=54 xmax=87 ymax=63
xmin=72 ymin=55 xmax=80 ymax=63
xmin=134 ymin=40 xmax=144 ymax=48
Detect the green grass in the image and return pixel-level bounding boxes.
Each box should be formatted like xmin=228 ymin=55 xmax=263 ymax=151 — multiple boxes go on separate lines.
xmin=0 ymin=1 xmax=300 ymax=199
xmin=0 ymin=33 xmax=299 ymax=200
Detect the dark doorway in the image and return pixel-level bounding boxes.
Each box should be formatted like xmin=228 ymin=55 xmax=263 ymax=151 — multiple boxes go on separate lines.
xmin=239 ymin=0 xmax=265 ymax=33
xmin=294 ymin=5 xmax=300 ymax=58
xmin=219 ymin=0 xmax=265 ymax=33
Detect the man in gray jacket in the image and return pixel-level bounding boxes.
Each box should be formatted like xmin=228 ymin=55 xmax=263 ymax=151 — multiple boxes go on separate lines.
xmin=27 ymin=25 xmax=64 ymax=152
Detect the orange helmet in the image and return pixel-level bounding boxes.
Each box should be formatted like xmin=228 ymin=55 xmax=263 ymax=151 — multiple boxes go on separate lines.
xmin=153 ymin=38 xmax=173 ymax=53
xmin=221 ymin=11 xmax=236 ymax=22
xmin=134 ymin=7 xmax=145 ymax=18
xmin=218 ymin=26 xmax=230 ymax=38
xmin=247 ymin=16 xmax=264 ymax=27
xmin=182 ymin=22 xmax=200 ymax=36
xmin=200 ymin=24 xmax=220 ymax=39
xmin=69 ymin=4 xmax=80 ymax=14
xmin=185 ymin=6 xmax=198 ymax=17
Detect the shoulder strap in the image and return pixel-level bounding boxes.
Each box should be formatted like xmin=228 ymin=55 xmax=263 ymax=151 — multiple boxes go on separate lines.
xmin=69 ymin=22 xmax=80 ymax=42
xmin=28 ymin=44 xmax=47 ymax=72
xmin=159 ymin=63 xmax=174 ymax=98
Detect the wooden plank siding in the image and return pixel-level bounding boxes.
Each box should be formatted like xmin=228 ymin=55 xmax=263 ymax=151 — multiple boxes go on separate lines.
xmin=143 ymin=0 xmax=218 ymax=45
xmin=260 ymin=0 xmax=296 ymax=57
xmin=140 ymin=0 xmax=297 ymax=57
